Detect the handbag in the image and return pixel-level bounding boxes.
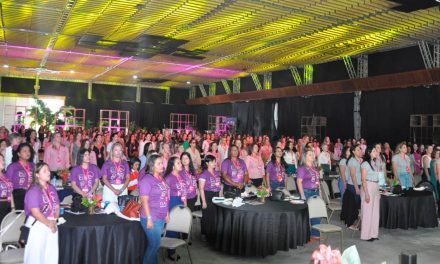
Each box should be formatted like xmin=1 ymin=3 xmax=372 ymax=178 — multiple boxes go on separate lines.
xmin=71 ymin=194 xmax=87 ymax=213
xmin=19 ymin=217 xmax=36 ymax=246
xmin=121 ymin=200 xmax=141 ymax=218
xmin=118 ymin=195 xmax=139 ymax=208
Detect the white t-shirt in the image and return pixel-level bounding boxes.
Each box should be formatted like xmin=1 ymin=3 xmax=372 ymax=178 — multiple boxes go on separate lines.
xmin=318 ymin=151 xmax=331 ymax=170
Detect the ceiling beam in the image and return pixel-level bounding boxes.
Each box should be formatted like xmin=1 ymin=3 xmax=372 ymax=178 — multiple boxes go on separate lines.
xmin=186 ymin=68 xmax=440 ymax=105
xmin=39 ymin=0 xmax=77 ymax=68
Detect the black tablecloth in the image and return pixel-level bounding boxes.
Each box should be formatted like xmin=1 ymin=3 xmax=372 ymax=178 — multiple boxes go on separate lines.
xmin=59 ymin=213 xmax=147 ymax=264
xmin=380 ymin=190 xmax=438 ymax=229
xmin=208 ymin=200 xmax=309 ymax=257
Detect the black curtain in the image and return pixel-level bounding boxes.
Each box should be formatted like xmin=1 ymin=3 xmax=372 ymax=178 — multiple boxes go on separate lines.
xmin=361 ymin=85 xmax=440 ymax=146
xmin=232 ymin=100 xmax=274 ymax=137
xmin=277 ymin=93 xmax=354 ymax=141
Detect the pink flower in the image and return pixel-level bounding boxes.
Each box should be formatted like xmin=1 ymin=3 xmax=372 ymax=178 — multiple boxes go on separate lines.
xmin=311 ymin=244 xmax=342 ymax=264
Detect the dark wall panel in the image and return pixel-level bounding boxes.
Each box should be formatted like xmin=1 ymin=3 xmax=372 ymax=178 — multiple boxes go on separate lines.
xmin=92 ymin=84 xmax=136 ymax=102
xmin=361 ymin=85 xmax=440 ymax=146
xmin=277 ymin=93 xmax=354 ymax=141
xmin=170 ymin=88 xmax=188 ymax=105
xmin=141 ymin=88 xmax=165 ymax=104
xmin=1 ymin=77 xmax=35 ymax=94
xmin=369 ymin=46 xmax=424 ymax=76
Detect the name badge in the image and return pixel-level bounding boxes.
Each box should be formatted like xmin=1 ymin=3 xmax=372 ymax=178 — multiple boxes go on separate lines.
xmin=277 ymin=175 xmax=283 ymax=182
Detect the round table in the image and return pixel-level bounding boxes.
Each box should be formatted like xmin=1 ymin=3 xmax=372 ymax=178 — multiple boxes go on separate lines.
xmin=207 ymin=200 xmax=309 ymax=257
xmin=58 ymin=213 xmax=147 ymax=264
xmin=379 ymin=190 xmax=438 ymax=229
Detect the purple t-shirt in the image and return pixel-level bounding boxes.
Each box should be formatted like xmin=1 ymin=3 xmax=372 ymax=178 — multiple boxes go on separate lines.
xmin=165 ymin=173 xmax=187 ymax=198
xmin=221 ymin=159 xmax=247 ymax=186
xmin=101 ymin=160 xmax=130 ymax=185
xmin=70 ymin=164 xmax=101 ymax=193
xmin=139 ymin=174 xmax=170 ymax=220
xmin=180 ymin=170 xmax=197 ymax=199
xmin=0 ymin=176 xmax=13 ymax=199
xmin=266 ymin=162 xmax=287 ymax=183
xmin=6 ymin=162 xmax=35 ymax=189
xmin=24 ymin=184 xmax=60 ymax=218
xmin=296 ymin=166 xmax=320 ymax=190
xmin=199 ymin=170 xmax=221 ymax=192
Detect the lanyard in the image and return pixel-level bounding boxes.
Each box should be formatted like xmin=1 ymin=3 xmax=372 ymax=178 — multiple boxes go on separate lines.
xmin=42 ymin=187 xmax=55 ymax=217
xmin=154 ymin=175 xmax=170 ymax=202
xmin=82 ymin=166 xmax=89 ymax=188
xmin=306 ymin=165 xmax=320 ymax=186
xmin=19 ymin=161 xmax=32 ymax=185
xmin=0 ymin=174 xmax=12 ymax=200
xmin=113 ymin=161 xmax=122 ymax=180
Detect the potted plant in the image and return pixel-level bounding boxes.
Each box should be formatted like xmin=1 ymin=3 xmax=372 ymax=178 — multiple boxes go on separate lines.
xmin=81 ymin=195 xmax=100 ymax=215
xmin=257 ymin=183 xmax=270 ymax=203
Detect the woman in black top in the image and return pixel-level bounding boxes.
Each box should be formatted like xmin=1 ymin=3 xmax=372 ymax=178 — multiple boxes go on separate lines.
xmin=92 ymin=134 xmax=105 ymax=169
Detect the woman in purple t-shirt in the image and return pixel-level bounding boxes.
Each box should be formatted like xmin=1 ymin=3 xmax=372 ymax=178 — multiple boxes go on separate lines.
xmin=70 ymin=149 xmax=101 ymax=198
xmin=164 ymin=156 xmax=187 ymax=260
xmin=101 ymin=143 xmax=130 ymax=204
xmin=165 ymin=156 xmax=186 ymax=209
xmin=6 ymin=142 xmax=35 ymax=210
xmin=0 ymin=154 xmax=14 ymax=222
xmin=139 ymin=154 xmax=170 ymax=264
xmin=266 ymin=147 xmax=288 ymax=191
xmin=221 ymin=145 xmax=248 ymax=196
xmin=24 ymin=162 xmax=60 ymax=264
xmin=199 ymin=154 xmax=221 ymax=237
xmin=296 ymin=148 xmax=321 ymax=240
xmin=180 ymin=152 xmax=197 ymax=211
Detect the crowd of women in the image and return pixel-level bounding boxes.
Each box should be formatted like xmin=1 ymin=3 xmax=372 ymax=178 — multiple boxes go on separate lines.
xmin=0 ymin=125 xmax=439 ymax=264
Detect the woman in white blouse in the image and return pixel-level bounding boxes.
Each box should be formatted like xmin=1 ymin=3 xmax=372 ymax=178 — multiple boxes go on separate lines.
xmin=284 ymin=141 xmax=298 ymax=176
xmin=318 ymin=143 xmax=332 ymax=174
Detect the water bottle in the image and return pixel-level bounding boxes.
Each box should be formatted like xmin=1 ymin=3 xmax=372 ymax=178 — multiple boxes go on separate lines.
xmin=51 ymin=176 xmax=57 ymax=186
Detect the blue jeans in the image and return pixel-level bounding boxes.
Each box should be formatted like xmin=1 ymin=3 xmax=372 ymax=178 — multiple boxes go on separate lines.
xmin=338 ymin=177 xmax=345 ymax=198
xmin=304 ymin=189 xmax=320 ymax=237
xmin=140 ymin=218 xmax=165 ymax=264
xmin=270 ymin=180 xmax=285 ymax=192
xmin=399 ymin=172 xmax=413 ymax=189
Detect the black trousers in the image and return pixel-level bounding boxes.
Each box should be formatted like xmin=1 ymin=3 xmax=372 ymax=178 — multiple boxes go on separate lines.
xmin=187 ymin=196 xmax=197 ymax=212
xmin=201 ymin=191 xmax=219 ymax=236
xmin=0 ymin=200 xmax=11 ymax=223
xmin=12 ymin=189 xmax=26 ymax=210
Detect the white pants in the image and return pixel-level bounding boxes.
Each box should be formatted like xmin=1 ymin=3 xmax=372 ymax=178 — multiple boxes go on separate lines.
xmin=24 ymin=220 xmax=58 ymax=264
xmin=103 ymin=184 xmax=127 ymax=204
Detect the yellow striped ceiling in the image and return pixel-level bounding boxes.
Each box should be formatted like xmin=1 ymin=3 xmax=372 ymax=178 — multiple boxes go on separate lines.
xmin=0 ymin=0 xmax=439 ymax=87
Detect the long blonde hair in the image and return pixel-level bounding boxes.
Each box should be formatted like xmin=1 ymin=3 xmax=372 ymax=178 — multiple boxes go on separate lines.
xmin=109 ymin=142 xmax=123 ymax=161
xmin=394 ymin=141 xmax=407 ymax=155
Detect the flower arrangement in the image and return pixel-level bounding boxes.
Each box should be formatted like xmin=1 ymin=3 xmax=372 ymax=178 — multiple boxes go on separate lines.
xmin=311 ymin=244 xmax=342 ymax=264
xmin=58 ymin=169 xmax=70 ymax=184
xmin=81 ymin=194 xmax=102 ymax=214
xmin=257 ymin=183 xmax=270 ymax=202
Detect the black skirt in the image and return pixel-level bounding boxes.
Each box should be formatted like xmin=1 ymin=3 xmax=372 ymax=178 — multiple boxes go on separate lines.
xmin=340 ymin=188 xmax=360 ymax=227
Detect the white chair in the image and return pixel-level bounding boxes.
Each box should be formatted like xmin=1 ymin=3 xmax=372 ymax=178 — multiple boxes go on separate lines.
xmin=307 ymin=196 xmax=343 ymax=250
xmin=161 ymin=206 xmax=193 ymax=264
xmin=129 ymin=189 xmax=139 ymax=196
xmin=320 ymin=182 xmax=342 ymax=221
xmin=60 ymin=195 xmax=73 ymax=205
xmin=0 ymin=210 xmax=25 ymax=249
xmin=286 ymin=175 xmax=297 ymax=192
xmin=192 ymin=191 xmax=203 ymax=237
xmin=0 ymin=210 xmax=25 ymax=264
xmin=0 ymin=248 xmax=25 ymax=264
